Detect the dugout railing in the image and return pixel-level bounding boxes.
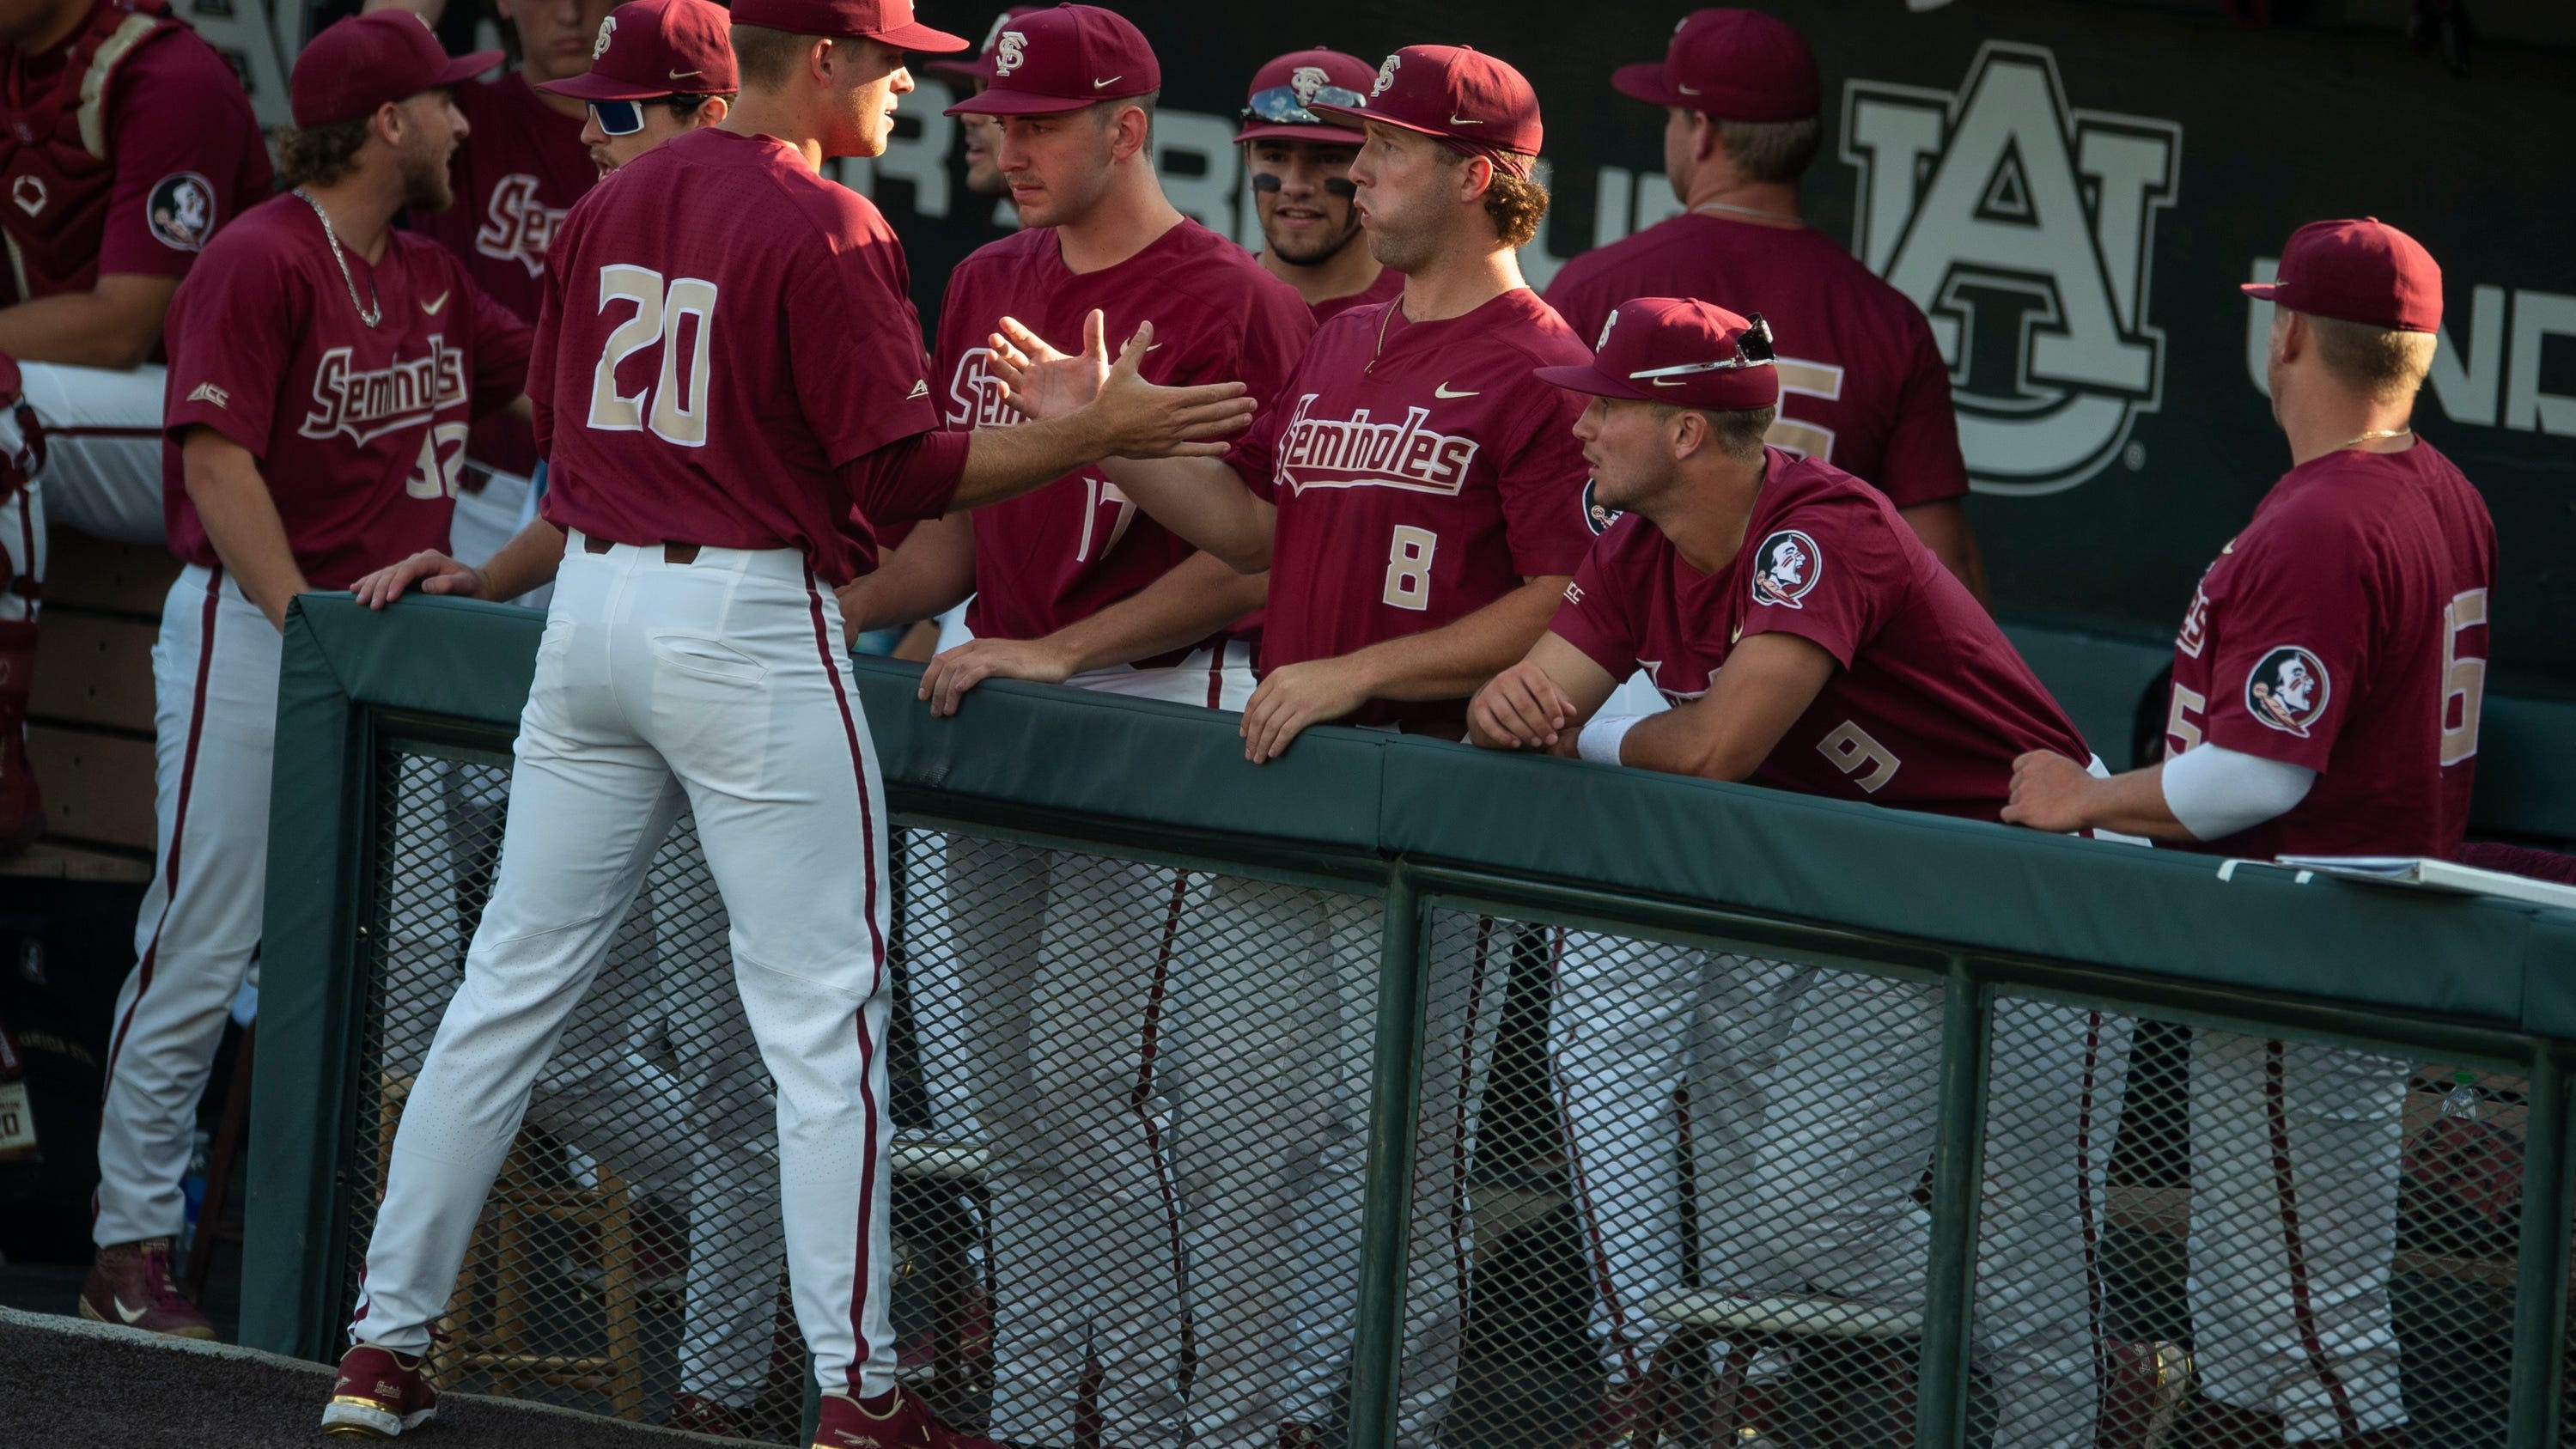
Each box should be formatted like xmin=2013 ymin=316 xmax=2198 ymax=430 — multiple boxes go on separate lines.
xmin=243 ymin=593 xmax=2576 ymax=1449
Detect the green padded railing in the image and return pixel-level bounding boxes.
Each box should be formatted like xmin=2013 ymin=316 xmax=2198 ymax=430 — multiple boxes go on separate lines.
xmin=246 ymin=593 xmax=2576 ymax=1449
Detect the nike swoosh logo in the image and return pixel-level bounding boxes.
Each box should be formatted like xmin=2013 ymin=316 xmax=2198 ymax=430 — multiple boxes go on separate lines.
xmin=1448 ymin=114 xmax=1482 ymax=125
xmin=1677 ymin=83 xmax=1702 ymax=95
xmin=1648 ymin=377 xmax=1686 ymax=387
xmin=1093 ymin=75 xmax=1123 ymax=88
xmin=669 ymin=68 xmax=700 ymax=78
xmin=1433 ymin=383 xmax=1477 ymax=399
xmin=115 ymin=1297 xmax=149 ymax=1324
xmin=421 ymin=291 xmax=449 ymax=315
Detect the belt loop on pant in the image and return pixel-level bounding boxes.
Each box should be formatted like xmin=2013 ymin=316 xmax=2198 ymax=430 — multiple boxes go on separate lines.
xmin=579 ymin=533 xmax=700 ymax=565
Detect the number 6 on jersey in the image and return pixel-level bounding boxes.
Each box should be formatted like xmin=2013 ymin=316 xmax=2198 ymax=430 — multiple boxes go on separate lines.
xmin=590 ymin=264 xmax=717 ymax=446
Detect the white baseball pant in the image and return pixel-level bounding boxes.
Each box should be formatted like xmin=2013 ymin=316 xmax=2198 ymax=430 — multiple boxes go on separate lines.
xmin=1552 ymin=943 xmax=2135 ymax=1449
xmin=93 ymin=566 xmax=278 ymax=1247
xmin=17 ymin=361 xmax=167 ymax=543
xmin=350 ymin=534 xmax=899 ymax=1400
xmin=2187 ymin=1034 xmax=2407 ymax=1441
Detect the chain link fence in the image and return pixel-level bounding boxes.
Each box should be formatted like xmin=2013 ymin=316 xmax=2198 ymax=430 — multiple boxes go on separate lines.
xmin=278 ymin=644 xmax=2564 ymax=1449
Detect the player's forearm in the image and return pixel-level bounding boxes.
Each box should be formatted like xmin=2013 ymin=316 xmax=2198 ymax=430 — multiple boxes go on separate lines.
xmin=1099 ymin=456 xmax=1275 ymax=572
xmin=953 ymin=412 xmax=1125 ymax=510
xmin=467 ymin=518 xmax=567 ymax=602
xmin=2069 ymin=762 xmax=2194 ymax=842
xmin=1617 ymin=709 xmax=1774 ymax=782
xmin=0 ymin=279 xmax=172 ymax=370
xmin=1897 ymin=499 xmax=1991 ymax=609
xmin=840 ymin=517 xmax=975 ymax=633
xmin=184 ymin=454 xmax=309 ymax=630
xmin=1040 ymin=552 xmax=1265 ymax=675
xmin=1343 ymin=575 xmax=1569 ymax=703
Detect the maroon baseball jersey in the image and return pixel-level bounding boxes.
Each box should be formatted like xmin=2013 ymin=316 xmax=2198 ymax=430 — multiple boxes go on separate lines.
xmin=2164 ymin=441 xmax=2495 ymax=859
xmin=161 ymin=194 xmax=531 ymax=588
xmin=1229 ymin=288 xmax=1596 ymax=728
xmin=936 ymin=220 xmax=1311 ymax=642
xmin=0 ymin=0 xmax=271 ymax=307
xmin=1308 ymin=266 xmax=1404 ymax=326
xmin=533 ymin=128 xmax=944 ymax=587
xmin=409 ymin=72 xmax=594 ymax=476
xmin=1550 ymin=448 xmax=2085 ymax=820
xmin=1545 ymin=214 xmax=1969 ymax=509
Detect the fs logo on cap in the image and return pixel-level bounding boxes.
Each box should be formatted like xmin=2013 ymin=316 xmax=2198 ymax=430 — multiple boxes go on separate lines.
xmin=994 ymin=28 xmax=1027 ymax=76
xmin=1751 ymin=530 xmax=1821 ymax=610
xmin=1372 ymin=52 xmax=1399 ymax=96
xmin=1594 ymin=308 xmax=1619 ymax=353
xmin=592 ymin=15 xmax=614 ymax=58
xmin=1290 ymin=64 xmax=1330 ymax=105
xmin=2246 ymin=645 xmax=2329 ymax=738
xmin=1846 ymin=42 xmax=2180 ymax=496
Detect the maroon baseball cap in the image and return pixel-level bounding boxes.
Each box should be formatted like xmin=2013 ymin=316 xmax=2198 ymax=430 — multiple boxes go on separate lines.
xmin=1535 ymin=297 xmax=1781 ymax=412
xmin=289 ymin=12 xmax=502 ymax=128
xmin=728 ymin=0 xmax=967 ymax=51
xmin=945 ymin=5 xmax=1159 ymax=117
xmin=539 ymin=0 xmax=737 ymax=103
xmin=1612 ymin=9 xmax=1818 ymax=123
xmin=1234 ymin=48 xmax=1375 ymax=145
xmin=1312 ymin=45 xmax=1542 ymax=179
xmin=925 ymin=5 xmax=1044 ymax=84
xmin=2240 ymin=217 xmax=2443 ymax=334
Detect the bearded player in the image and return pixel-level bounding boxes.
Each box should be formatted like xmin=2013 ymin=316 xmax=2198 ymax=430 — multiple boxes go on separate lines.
xmin=82 ymin=11 xmax=529 ymax=1342
xmin=989 ymin=44 xmax=1596 ymax=1444
xmin=1235 ymin=47 xmax=1399 ymax=322
xmin=1471 ymin=296 xmax=2132 ymax=1449
xmin=2007 ymin=218 xmax=2494 ymax=1448
xmin=1544 ymin=8 xmax=1988 ymax=601
xmin=324 ymin=1 xmax=1258 ymax=1442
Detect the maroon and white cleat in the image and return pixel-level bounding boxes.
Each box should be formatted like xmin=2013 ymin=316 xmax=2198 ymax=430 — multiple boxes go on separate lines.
xmin=77 ymin=1238 xmax=215 ymax=1339
xmin=321 ymin=1343 xmax=438 ymax=1438
xmin=668 ymin=1391 xmax=752 ymax=1439
xmin=810 ymin=1386 xmax=1001 ymax=1448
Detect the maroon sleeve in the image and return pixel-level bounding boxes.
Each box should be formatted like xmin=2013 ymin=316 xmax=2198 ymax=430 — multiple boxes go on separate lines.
xmin=931 ymin=261 xmax=973 ymax=434
xmin=466 ymin=268 xmax=533 ymax=418
xmin=1872 ymin=310 xmax=1971 ymax=508
xmin=1495 ymin=381 xmax=1596 ymax=577
xmin=1236 ymin=283 xmax=1318 ymax=414
xmin=1734 ymin=493 xmax=1902 ymax=668
xmin=98 ymin=40 xmax=260 ymax=281
xmin=791 ymin=209 xmax=939 ymax=465
xmin=1227 ymin=370 xmax=1295 ymax=502
xmin=1545 ymin=527 xmax=1641 ymax=679
xmin=846 ymin=429 xmax=970 ymax=527
xmin=2197 ymin=517 xmax=2372 ymax=772
xmin=161 ymin=246 xmax=300 ymax=457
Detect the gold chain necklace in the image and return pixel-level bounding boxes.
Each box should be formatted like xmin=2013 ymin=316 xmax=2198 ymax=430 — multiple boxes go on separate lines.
xmin=2335 ymin=427 xmax=2412 ymax=451
xmin=294 ymin=187 xmax=381 ymax=328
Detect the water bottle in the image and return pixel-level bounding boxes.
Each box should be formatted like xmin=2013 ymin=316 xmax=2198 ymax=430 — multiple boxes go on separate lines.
xmin=2439 ymin=1070 xmax=2481 ymax=1122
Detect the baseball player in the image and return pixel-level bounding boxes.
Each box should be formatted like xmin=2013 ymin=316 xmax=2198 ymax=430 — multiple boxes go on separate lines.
xmin=1544 ymin=9 xmax=1989 ymax=603
xmin=835 ymin=11 xmax=1311 ymax=1442
xmin=323 ymin=0 xmax=1258 ymax=1440
xmin=1234 ymin=48 xmax=1401 ymax=322
xmin=0 ymin=0 xmax=270 ymax=843
xmin=923 ymin=5 xmax=1037 ymax=216
xmin=2006 ymin=217 xmax=2494 ymax=1448
xmin=78 ymin=10 xmax=529 ymax=1342
xmin=1471 ymin=296 xmax=2132 ymax=1449
xmin=361 ymin=0 xmax=612 ymax=568
xmin=987 ymin=45 xmax=1596 ymax=1443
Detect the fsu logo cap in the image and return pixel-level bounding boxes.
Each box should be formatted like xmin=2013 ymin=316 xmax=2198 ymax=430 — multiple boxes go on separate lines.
xmin=539 ymin=0 xmax=739 ymax=102
xmin=1309 ymin=44 xmax=1541 ymax=180
xmin=1234 ymin=48 xmax=1375 ymax=145
xmin=2240 ymin=217 xmax=2442 ymax=334
xmin=728 ymin=0 xmax=966 ymax=51
xmin=289 ymin=12 xmax=502 ymax=128
xmin=1533 ymin=296 xmax=1781 ymax=413
xmin=1611 ymin=9 xmax=1818 ymax=123
xmin=944 ymin=4 xmax=1159 ymax=116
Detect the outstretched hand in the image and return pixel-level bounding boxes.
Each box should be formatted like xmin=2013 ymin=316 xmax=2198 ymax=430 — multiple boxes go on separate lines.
xmin=352 ymin=551 xmax=479 ymax=610
xmin=988 ymin=310 xmax=1255 ymax=459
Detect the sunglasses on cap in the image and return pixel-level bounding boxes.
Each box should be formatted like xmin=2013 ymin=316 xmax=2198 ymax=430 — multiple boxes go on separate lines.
xmin=587 ymin=94 xmax=697 ymax=137
xmin=1240 ymin=82 xmax=1367 ymax=130
xmin=1627 ymin=314 xmax=1776 ymax=381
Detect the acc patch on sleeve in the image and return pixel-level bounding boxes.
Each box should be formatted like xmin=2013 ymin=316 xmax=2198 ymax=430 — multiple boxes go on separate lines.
xmin=148 ymin=172 xmax=218 ymax=252
xmin=2245 ymin=643 xmax=2330 ymax=738
xmin=1750 ymin=527 xmax=1822 ymax=610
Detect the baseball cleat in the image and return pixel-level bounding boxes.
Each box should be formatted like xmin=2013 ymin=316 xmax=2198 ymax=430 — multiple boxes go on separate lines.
xmin=811 ymin=1386 xmax=1001 ymax=1448
xmin=76 ymin=1237 xmax=216 ymax=1339
xmin=322 ymin=1343 xmax=438 ymax=1438
xmin=667 ymin=1391 xmax=752 ymax=1439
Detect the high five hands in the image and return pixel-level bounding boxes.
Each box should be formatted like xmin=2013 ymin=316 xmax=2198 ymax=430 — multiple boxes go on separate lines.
xmin=984 ymin=309 xmax=1254 ymax=458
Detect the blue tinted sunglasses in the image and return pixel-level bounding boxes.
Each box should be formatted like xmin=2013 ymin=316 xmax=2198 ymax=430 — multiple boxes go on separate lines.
xmin=588 ymin=95 xmax=694 ymax=137
xmin=1239 ymin=83 xmax=1367 ymax=130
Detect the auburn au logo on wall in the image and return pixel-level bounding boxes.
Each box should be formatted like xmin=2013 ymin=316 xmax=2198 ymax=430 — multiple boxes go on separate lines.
xmin=1843 ymin=43 xmax=2181 ymax=497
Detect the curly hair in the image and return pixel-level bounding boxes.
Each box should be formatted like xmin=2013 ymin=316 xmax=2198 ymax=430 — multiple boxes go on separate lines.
xmin=275 ymin=117 xmax=372 ymax=190
xmin=1435 ymin=147 xmax=1550 ymax=249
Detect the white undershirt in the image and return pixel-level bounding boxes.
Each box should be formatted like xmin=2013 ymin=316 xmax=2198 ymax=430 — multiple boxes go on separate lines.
xmin=2160 ymin=744 xmax=2317 ymax=841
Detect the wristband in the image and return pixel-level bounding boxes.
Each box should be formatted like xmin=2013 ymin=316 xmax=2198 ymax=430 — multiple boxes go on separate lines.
xmin=1577 ymin=713 xmax=1647 ymax=765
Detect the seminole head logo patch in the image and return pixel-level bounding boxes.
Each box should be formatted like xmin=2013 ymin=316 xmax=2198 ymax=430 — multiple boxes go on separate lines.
xmin=2246 ymin=645 xmax=2329 ymax=738
xmin=1580 ymin=478 xmax=1622 ymax=536
xmin=1751 ymin=529 xmax=1821 ymax=609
